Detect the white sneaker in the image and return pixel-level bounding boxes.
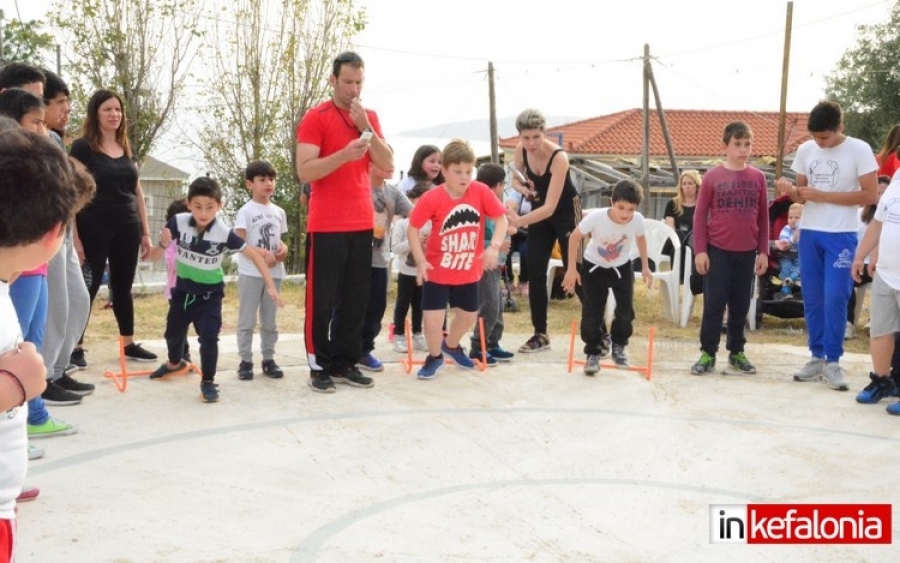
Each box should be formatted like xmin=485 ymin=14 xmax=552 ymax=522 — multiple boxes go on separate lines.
xmin=844 ymin=321 xmax=856 ymax=340
xmin=793 ymin=358 xmax=825 ymax=382
xmin=393 ymin=338 xmax=408 ymax=353
xmin=822 ymin=362 xmax=849 ymax=391
xmin=412 ymin=333 xmax=428 ymax=351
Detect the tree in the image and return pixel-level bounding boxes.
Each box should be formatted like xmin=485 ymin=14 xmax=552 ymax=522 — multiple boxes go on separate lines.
xmin=0 ymin=10 xmax=55 ymax=65
xmin=49 ymin=0 xmax=203 ymax=161
xmin=197 ymin=0 xmax=366 ymax=273
xmin=825 ymin=1 xmax=900 ymax=149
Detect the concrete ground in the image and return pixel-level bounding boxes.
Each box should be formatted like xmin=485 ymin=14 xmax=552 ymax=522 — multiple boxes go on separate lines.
xmin=17 ymin=332 xmax=899 ymax=562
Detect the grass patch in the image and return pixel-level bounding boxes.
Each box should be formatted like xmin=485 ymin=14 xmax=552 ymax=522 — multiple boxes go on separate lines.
xmin=84 ymin=279 xmax=870 ymax=356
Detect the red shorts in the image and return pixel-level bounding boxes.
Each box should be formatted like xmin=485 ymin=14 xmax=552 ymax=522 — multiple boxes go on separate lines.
xmin=0 ymin=518 xmax=14 ymax=563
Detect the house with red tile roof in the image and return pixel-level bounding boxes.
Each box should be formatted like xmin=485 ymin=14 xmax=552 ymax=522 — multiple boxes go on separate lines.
xmin=497 ymin=108 xmax=811 ymax=211
xmin=498 ymin=108 xmax=810 ymax=158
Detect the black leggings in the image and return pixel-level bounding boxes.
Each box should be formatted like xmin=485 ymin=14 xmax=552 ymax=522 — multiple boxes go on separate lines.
xmin=393 ymin=273 xmax=423 ymax=336
xmin=526 ymin=201 xmax=581 ymax=334
xmin=77 ymin=218 xmax=141 ymax=339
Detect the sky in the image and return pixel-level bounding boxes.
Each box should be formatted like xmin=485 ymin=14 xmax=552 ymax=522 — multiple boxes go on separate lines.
xmin=11 ymin=0 xmax=893 ymax=176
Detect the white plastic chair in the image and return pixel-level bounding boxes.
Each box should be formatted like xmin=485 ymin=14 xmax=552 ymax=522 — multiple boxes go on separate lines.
xmin=679 ymin=245 xmax=761 ymax=331
xmin=546 ymin=258 xmax=564 ymax=297
xmin=679 ymin=245 xmax=695 ymax=327
xmin=640 ymin=219 xmax=681 ymax=324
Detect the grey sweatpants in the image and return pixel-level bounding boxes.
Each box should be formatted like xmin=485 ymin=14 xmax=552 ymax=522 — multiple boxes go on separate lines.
xmin=43 ymin=228 xmax=90 ymax=380
xmin=471 ymin=268 xmax=504 ymax=353
xmin=236 ymin=274 xmax=283 ymax=362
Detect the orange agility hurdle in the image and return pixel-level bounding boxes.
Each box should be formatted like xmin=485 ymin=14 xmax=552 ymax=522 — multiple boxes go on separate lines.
xmin=567 ymin=319 xmax=655 ymax=380
xmin=400 ymin=318 xmax=489 ymax=373
xmin=103 ymin=337 xmax=197 ymax=392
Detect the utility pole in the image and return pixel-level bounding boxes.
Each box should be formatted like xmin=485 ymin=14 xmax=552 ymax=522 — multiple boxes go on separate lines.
xmin=488 ymin=61 xmax=498 ymax=164
xmin=641 ymin=44 xmax=651 ymax=216
xmin=776 ymin=2 xmax=794 ymax=178
xmin=648 ymin=62 xmax=679 ymax=182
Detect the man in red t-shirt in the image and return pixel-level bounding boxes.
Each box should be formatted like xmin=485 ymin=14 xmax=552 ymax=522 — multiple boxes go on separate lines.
xmin=295 ymin=51 xmax=393 ymax=394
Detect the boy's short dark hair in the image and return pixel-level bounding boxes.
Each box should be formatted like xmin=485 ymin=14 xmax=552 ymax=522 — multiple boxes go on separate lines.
xmin=187 ymin=177 xmax=223 ymax=203
xmin=0 ymin=88 xmax=45 ymax=122
xmin=610 ymin=179 xmax=643 ymax=205
xmin=166 ymin=197 xmax=189 ymax=221
xmin=0 ymin=129 xmax=81 ymax=247
xmin=442 ymin=139 xmax=476 ymax=168
xmin=807 ymin=101 xmax=843 ymax=133
xmin=41 ymin=69 xmax=70 ymax=101
xmin=407 ymin=180 xmax=433 ymax=200
xmin=0 ymin=63 xmax=46 ymax=90
xmin=245 ymin=159 xmax=277 ymax=180
xmin=476 ymin=163 xmax=505 ymax=188
xmin=723 ymin=121 xmax=752 ymax=145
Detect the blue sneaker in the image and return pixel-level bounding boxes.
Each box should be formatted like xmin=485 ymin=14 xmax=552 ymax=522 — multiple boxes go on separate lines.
xmin=487 ymin=347 xmax=514 ymax=362
xmin=417 ymin=354 xmax=445 ymax=380
xmin=469 ymin=349 xmax=497 ymax=367
xmin=887 ymin=401 xmax=900 ymax=415
xmin=358 ymin=353 xmax=384 ymax=372
xmin=442 ymin=340 xmax=475 ymax=369
xmin=856 ymin=373 xmax=897 ymax=404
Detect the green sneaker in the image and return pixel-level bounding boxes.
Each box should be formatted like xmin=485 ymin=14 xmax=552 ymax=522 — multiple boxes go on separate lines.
xmin=728 ymin=352 xmax=757 ymax=374
xmin=27 ymin=417 xmax=79 ymax=440
xmin=690 ymin=352 xmax=716 ymax=375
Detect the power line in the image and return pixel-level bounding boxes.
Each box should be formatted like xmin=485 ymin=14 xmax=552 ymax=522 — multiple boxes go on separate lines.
xmin=656 ymin=0 xmax=889 ymax=60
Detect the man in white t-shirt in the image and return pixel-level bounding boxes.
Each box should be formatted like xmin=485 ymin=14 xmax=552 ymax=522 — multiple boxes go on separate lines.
xmin=776 ymin=101 xmax=878 ymax=391
xmin=852 ymin=175 xmax=900 ymax=413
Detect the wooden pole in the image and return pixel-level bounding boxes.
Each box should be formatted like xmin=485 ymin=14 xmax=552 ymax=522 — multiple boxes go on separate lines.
xmin=776 ymin=2 xmax=794 ymax=178
xmin=488 ymin=61 xmax=499 ymax=164
xmin=648 ymin=65 xmax=679 ymax=182
xmin=641 ymin=44 xmax=650 ymax=215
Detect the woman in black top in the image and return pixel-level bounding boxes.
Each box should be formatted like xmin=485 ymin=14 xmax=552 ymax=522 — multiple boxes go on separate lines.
xmin=663 ymin=169 xmax=701 ymax=282
xmin=70 ymin=89 xmax=157 ymax=363
xmin=509 ymin=108 xmax=581 ymax=353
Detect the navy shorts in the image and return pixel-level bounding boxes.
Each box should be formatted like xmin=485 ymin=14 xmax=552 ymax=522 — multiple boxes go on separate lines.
xmin=421 ymin=280 xmax=479 ymax=312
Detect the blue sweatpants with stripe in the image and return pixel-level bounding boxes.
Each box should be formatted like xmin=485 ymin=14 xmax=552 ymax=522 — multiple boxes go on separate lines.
xmin=798 ymin=229 xmax=856 ymax=362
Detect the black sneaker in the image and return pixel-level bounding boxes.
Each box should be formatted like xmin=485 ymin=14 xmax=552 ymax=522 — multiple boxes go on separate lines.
xmin=599 ymin=334 xmax=612 ymax=358
xmin=237 ymin=361 xmax=254 ymax=380
xmin=149 ymin=360 xmax=188 ymax=379
xmin=56 ymin=374 xmax=95 ymax=396
xmin=41 ymin=381 xmax=83 ymax=406
xmin=70 ymin=348 xmax=87 ymax=369
xmin=584 ymin=354 xmax=601 ymax=376
xmin=124 ymin=343 xmax=157 ymax=362
xmin=469 ymin=349 xmax=498 ymax=367
xmin=261 ymin=360 xmax=284 ymax=379
xmin=200 ymin=381 xmax=219 ymax=403
xmin=728 ymin=352 xmax=757 ymax=374
xmin=308 ymin=370 xmax=336 ymax=393
xmin=332 ymin=366 xmax=375 ymax=388
xmin=611 ymin=343 xmax=629 ymax=367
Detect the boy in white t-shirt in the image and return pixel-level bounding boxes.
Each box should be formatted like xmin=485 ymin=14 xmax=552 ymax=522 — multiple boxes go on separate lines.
xmin=562 ymin=179 xmax=652 ymax=375
xmin=852 ymin=175 xmax=900 ymax=413
xmin=776 ymin=101 xmax=879 ymax=391
xmin=234 ymin=160 xmax=289 ymax=380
